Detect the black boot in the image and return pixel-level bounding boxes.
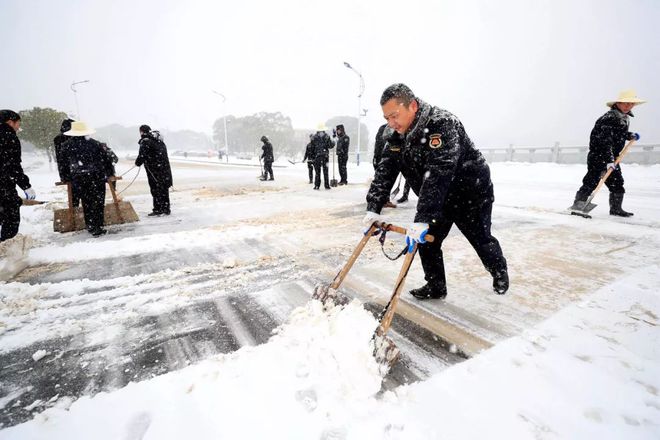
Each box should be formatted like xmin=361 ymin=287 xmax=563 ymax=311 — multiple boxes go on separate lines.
xmin=409 ymin=282 xmax=447 ymax=300
xmin=609 ymin=193 xmax=633 ymax=217
xmin=492 ymin=269 xmax=509 ymax=295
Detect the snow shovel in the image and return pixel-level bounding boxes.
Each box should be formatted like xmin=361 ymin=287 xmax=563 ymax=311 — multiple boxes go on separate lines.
xmin=330 ymin=149 xmax=338 ymax=187
xmin=570 ymin=139 xmax=635 ymax=218
xmin=312 ymin=221 xmax=434 ymax=369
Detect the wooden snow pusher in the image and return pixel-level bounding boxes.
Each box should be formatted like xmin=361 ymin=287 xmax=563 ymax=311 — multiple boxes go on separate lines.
xmin=312 ymin=221 xmax=435 ymax=370
xmin=53 ymin=176 xmax=139 ymax=233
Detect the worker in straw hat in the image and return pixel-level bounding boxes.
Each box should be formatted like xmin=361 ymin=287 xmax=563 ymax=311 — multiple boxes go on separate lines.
xmin=570 ymin=90 xmax=646 ymax=217
xmin=59 ymin=121 xmax=111 ymax=236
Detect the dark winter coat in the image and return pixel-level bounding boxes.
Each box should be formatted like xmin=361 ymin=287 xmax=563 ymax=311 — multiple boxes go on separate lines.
xmin=59 ymin=137 xmax=111 ymax=180
xmin=336 ymin=134 xmax=350 ymax=158
xmin=310 ymin=131 xmax=334 ymax=162
xmin=372 ymin=124 xmax=390 ymax=169
xmin=260 ymin=140 xmax=274 ymax=163
xmin=588 ymin=107 xmax=637 ymax=166
xmin=367 ymin=100 xmax=492 ymax=225
xmin=101 ymin=143 xmax=118 ymax=177
xmin=136 ymin=133 xmax=173 ymax=187
xmin=0 ymin=122 xmax=31 ymax=203
xmin=303 ymin=142 xmax=314 ymax=162
xmin=54 ymin=133 xmax=71 ymax=181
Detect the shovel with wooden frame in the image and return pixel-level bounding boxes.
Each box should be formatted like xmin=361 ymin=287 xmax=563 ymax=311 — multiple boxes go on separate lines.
xmin=312 ymin=221 xmax=434 ymax=369
xmin=569 ymin=139 xmax=635 ymax=218
xmin=53 ymin=176 xmax=139 ymax=233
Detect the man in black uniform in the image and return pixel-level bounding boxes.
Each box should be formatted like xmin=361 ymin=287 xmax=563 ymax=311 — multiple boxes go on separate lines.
xmin=364 ymin=84 xmax=508 ymax=299
xmin=259 ymin=135 xmax=274 ymax=181
xmin=311 ymin=124 xmax=335 ymax=190
xmin=0 ymin=110 xmax=36 ymax=241
xmin=335 ymin=124 xmax=350 ymax=185
xmin=60 ymin=121 xmax=109 ymax=237
xmin=302 ymin=134 xmax=315 ymax=184
xmin=136 ymin=125 xmax=173 ymax=216
xmin=571 ymin=90 xmax=645 ymax=217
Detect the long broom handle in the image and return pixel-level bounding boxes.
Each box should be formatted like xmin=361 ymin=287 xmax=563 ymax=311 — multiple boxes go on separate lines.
xmin=585 ymin=139 xmax=636 ymax=205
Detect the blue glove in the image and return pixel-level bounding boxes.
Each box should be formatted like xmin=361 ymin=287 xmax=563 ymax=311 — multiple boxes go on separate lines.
xmin=24 ymin=187 xmax=36 ymax=200
xmin=630 ymin=132 xmax=640 ymax=141
xmin=405 ymin=223 xmax=429 ymax=252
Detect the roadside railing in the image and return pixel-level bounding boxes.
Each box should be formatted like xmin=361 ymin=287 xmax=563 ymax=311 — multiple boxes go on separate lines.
xmin=479 ymin=143 xmax=660 ymax=164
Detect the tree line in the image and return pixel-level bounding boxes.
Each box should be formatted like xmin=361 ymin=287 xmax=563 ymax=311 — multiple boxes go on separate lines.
xmin=15 ymin=107 xmax=371 ymax=160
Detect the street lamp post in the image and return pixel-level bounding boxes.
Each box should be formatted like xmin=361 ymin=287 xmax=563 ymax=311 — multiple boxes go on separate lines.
xmin=71 ymin=80 xmax=90 ymax=120
xmin=343 ymin=62 xmax=365 ymax=166
xmin=212 ymin=90 xmax=229 ymax=163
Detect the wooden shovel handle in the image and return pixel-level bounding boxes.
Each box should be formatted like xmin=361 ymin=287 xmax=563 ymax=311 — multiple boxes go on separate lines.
xmin=589 ymin=139 xmax=636 ymax=201
xmin=373 ymin=221 xmax=435 ymax=243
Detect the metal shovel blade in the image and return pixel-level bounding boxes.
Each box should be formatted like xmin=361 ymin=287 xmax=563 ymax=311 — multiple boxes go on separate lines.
xmin=568 ymin=200 xmax=597 ymax=218
xmin=312 ymin=284 xmax=350 ymax=306
xmin=372 ymin=332 xmax=400 ymax=372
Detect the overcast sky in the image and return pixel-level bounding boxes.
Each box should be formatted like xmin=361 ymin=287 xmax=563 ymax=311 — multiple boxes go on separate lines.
xmin=2 ymin=0 xmax=659 ymax=148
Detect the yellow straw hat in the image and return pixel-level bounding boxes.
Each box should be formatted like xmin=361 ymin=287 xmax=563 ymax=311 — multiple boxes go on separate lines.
xmin=64 ymin=121 xmax=96 ymax=136
xmin=606 ymin=89 xmax=647 ymax=107
xmin=316 ymin=122 xmax=327 ymax=131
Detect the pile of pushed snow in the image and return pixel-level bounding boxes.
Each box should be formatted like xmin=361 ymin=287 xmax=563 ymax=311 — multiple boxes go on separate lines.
xmin=0 ymin=300 xmax=386 ymax=439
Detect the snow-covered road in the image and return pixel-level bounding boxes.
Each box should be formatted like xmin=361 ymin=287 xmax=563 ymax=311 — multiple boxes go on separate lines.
xmin=1 ymin=156 xmax=659 ymax=437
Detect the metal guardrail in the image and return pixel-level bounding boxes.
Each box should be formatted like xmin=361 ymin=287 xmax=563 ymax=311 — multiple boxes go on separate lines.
xmin=479 ymin=143 xmax=660 ymax=164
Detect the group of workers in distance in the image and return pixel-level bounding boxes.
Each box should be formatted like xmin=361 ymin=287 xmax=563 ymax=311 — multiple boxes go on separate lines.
xmin=0 ymin=113 xmax=172 ymax=239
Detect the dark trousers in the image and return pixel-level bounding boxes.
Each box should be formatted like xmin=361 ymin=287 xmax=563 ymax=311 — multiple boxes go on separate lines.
xmin=147 ymin=172 xmax=171 ymax=214
xmin=418 ymin=196 xmax=507 ymax=288
xmin=307 ymin=161 xmax=314 ymax=183
xmin=0 ymin=196 xmax=21 ymax=242
xmin=74 ymin=174 xmax=106 ymax=233
xmin=401 ymin=181 xmax=411 ymax=199
xmin=575 ymin=163 xmax=625 ymax=200
xmin=338 ymin=154 xmax=348 ymax=183
xmin=314 ymin=158 xmax=330 ymax=188
xmin=263 ymin=161 xmax=274 ymax=180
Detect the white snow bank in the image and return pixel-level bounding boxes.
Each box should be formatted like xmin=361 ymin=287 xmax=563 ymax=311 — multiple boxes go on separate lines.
xmin=0 ymin=300 xmax=386 ymax=439
xmin=3 ymin=267 xmax=659 ymax=439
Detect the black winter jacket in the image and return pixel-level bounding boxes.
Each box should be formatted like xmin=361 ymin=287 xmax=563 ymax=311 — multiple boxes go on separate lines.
xmin=0 ymin=122 xmax=31 ymax=202
xmin=260 ymin=141 xmax=274 ymax=163
xmin=59 ymin=137 xmax=110 ymax=180
xmin=136 ymin=133 xmax=173 ymax=187
xmin=303 ymin=142 xmax=314 ymax=162
xmin=367 ymin=100 xmax=491 ymax=225
xmin=336 ymin=134 xmax=350 ymax=157
xmin=310 ymin=131 xmax=334 ymax=161
xmin=372 ymin=124 xmax=391 ymax=169
xmin=588 ymin=107 xmax=637 ymax=165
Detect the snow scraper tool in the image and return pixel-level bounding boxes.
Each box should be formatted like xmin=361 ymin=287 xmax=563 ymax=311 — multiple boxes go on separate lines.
xmin=53 ymin=176 xmax=139 ymax=232
xmin=569 ymin=139 xmax=635 ymax=218
xmin=312 ymin=221 xmax=434 ymax=369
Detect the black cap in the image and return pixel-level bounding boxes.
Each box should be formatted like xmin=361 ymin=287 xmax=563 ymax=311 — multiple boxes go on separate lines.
xmin=261 ymin=135 xmax=268 ymax=143
xmin=60 ymin=118 xmax=75 ymax=133
xmin=139 ymin=124 xmax=151 ymax=133
xmin=336 ymin=124 xmax=344 ymax=131
xmin=0 ymin=110 xmax=21 ymax=123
